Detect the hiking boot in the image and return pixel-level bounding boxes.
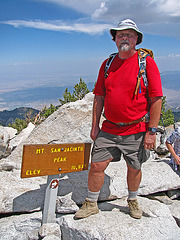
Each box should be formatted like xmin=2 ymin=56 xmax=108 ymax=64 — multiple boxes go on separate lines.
xmin=74 ymin=198 xmax=99 ymax=219
xmin=127 ymin=198 xmax=142 ymax=219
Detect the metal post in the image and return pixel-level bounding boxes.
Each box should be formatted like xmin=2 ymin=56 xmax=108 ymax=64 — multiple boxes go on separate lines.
xmin=42 ymin=174 xmax=60 ymax=224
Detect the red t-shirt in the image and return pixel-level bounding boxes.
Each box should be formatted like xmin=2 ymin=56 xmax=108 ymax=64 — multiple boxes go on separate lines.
xmin=94 ymin=51 xmax=163 ymax=135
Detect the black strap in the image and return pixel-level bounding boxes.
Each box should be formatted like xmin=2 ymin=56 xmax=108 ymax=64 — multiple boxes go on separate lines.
xmin=104 ymin=53 xmax=117 ymax=78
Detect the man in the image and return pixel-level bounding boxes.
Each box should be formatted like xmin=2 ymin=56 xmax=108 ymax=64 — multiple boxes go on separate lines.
xmin=166 ymin=122 xmax=180 ymax=171
xmin=75 ymin=19 xmax=163 ymax=219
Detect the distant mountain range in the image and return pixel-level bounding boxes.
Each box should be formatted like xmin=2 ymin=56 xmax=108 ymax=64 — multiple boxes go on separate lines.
xmin=0 ymin=105 xmax=179 ymax=127
xmin=0 ymin=71 xmax=180 ymax=126
xmin=0 ymin=82 xmax=95 ymax=111
xmin=0 ymin=70 xmax=179 ymax=114
xmin=0 ymin=107 xmax=39 ymax=126
xmin=161 ymin=70 xmax=180 ymax=91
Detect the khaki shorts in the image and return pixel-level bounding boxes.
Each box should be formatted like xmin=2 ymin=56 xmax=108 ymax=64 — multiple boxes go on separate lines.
xmin=91 ymin=131 xmax=150 ymax=170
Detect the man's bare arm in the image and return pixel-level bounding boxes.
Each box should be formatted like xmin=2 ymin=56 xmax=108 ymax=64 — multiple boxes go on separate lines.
xmin=90 ymin=95 xmax=104 ymax=141
xmin=144 ymin=96 xmax=162 ymax=150
xmin=166 ymin=141 xmax=180 ymax=165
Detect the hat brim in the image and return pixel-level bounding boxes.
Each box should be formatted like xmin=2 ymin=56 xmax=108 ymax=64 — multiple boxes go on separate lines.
xmin=110 ymin=27 xmax=143 ymax=45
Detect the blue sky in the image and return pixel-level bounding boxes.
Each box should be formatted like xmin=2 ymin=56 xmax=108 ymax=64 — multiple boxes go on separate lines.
xmin=0 ymin=0 xmax=180 ymax=95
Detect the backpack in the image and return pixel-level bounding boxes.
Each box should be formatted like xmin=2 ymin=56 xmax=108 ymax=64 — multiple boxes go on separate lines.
xmin=104 ymin=48 xmax=154 ymax=96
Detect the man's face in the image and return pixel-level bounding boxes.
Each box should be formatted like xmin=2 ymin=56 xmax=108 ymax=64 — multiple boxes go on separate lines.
xmin=115 ymin=29 xmax=138 ymax=52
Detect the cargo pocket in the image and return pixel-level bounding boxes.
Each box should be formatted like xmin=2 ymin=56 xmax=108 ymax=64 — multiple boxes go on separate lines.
xmin=142 ymin=148 xmax=150 ymax=163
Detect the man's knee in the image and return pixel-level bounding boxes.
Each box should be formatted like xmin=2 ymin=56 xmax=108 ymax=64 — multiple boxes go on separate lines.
xmin=90 ymin=158 xmax=112 ymax=172
xmin=127 ymin=163 xmax=141 ymax=175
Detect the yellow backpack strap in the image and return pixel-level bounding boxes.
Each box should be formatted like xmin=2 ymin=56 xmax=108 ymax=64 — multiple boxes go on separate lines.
xmin=134 ymin=48 xmax=154 ymax=96
xmin=138 ymin=48 xmax=154 ymax=59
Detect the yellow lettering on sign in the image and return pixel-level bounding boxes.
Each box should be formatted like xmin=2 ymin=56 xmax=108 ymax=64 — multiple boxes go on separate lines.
xmin=53 ymin=157 xmax=67 ymax=162
xmin=64 ymin=146 xmax=84 ymax=152
xmin=36 ymin=148 xmax=45 ymax=154
xmin=51 ymin=148 xmax=62 ymax=153
xmin=51 ymin=146 xmax=84 ymax=153
xmin=25 ymin=169 xmax=41 ymax=176
xmin=71 ymin=164 xmax=87 ymax=171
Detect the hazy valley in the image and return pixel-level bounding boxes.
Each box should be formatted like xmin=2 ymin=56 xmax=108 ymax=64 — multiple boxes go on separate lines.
xmin=0 ymin=71 xmax=180 ymax=125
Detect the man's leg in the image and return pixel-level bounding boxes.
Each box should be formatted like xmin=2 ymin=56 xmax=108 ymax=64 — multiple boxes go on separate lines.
xmin=88 ymin=158 xmax=112 ymax=192
xmin=74 ymin=158 xmax=112 ymax=219
xmin=126 ymin=163 xmax=142 ymax=192
xmin=126 ymin=163 xmax=142 ymax=219
xmin=75 ymin=130 xmax=119 ymax=219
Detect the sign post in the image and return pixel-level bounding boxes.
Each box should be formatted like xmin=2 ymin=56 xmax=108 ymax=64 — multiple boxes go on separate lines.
xmin=42 ymin=174 xmax=60 ymax=224
xmin=21 ymin=143 xmax=91 ymax=223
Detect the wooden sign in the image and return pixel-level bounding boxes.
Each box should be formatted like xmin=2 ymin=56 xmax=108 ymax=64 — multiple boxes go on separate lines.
xmin=21 ymin=143 xmax=91 ymax=178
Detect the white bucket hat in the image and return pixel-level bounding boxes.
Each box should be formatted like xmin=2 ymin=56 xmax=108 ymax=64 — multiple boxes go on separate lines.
xmin=110 ymin=19 xmax=143 ymax=45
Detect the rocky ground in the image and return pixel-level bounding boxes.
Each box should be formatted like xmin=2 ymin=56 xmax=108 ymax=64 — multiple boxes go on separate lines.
xmin=0 ymin=93 xmax=180 ymax=240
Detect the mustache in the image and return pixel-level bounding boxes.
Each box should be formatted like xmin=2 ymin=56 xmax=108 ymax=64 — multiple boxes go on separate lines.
xmin=120 ymin=40 xmax=130 ymax=44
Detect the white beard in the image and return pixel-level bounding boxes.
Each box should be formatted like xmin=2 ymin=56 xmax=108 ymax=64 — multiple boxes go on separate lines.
xmin=119 ymin=43 xmax=130 ymax=51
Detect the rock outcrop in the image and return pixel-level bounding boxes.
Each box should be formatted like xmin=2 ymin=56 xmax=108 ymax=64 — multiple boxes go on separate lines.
xmin=0 ymin=126 xmax=17 ymax=159
xmin=0 ymin=92 xmax=180 ymax=240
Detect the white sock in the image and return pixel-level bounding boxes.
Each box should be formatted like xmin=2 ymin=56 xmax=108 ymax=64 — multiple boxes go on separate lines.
xmin=128 ymin=190 xmax=138 ymax=199
xmin=88 ymin=190 xmax=100 ymax=202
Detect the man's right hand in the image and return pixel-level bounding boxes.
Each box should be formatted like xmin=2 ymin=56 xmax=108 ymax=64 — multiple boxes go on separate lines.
xmin=174 ymin=155 xmax=180 ymax=166
xmin=90 ymin=126 xmax=100 ymax=141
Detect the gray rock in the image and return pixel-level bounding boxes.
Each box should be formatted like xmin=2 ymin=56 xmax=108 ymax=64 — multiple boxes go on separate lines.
xmin=0 ymin=160 xmax=17 ymax=172
xmin=168 ymin=200 xmax=180 ymax=227
xmin=0 ymin=211 xmax=41 ymax=240
xmin=0 ymin=126 xmax=10 ymax=148
xmin=167 ymin=189 xmax=180 ymax=199
xmin=56 ymin=192 xmax=79 ymax=214
xmin=8 ymin=122 xmax=35 ymax=150
xmin=0 ymin=126 xmax=11 ymax=159
xmin=57 ymin=197 xmax=180 ymax=240
xmin=146 ymin=192 xmax=173 ymax=205
xmin=39 ymin=223 xmax=61 ymax=238
xmin=155 ymin=143 xmax=169 ymax=155
xmin=0 ymin=93 xmax=180 ymax=240
xmin=43 ymin=235 xmax=61 ymax=240
xmin=0 ymin=93 xmax=180 ymax=213
xmin=3 ymin=126 xmax=17 ymax=139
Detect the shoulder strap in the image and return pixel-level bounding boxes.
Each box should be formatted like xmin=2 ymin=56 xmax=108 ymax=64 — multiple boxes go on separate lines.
xmin=104 ymin=49 xmax=154 ymax=97
xmin=104 ymin=53 xmax=118 ymax=78
xmin=134 ymin=48 xmax=154 ymax=96
xmin=138 ymin=48 xmax=154 ymax=59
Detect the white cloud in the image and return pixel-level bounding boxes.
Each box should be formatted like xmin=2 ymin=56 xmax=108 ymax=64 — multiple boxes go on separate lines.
xmin=2 ymin=0 xmax=180 ymax=38
xmin=2 ymin=19 xmax=111 ymax=35
xmin=40 ymin=0 xmax=180 ymax=22
xmin=153 ymin=0 xmax=180 ymax=17
xmin=93 ymin=0 xmax=180 ymax=22
xmin=157 ymin=54 xmax=180 ymax=59
xmin=36 ymin=0 xmax=180 ymax=39
xmin=92 ymin=2 xmax=108 ymax=19
xmin=37 ymin=0 xmax=103 ymax=15
xmin=167 ymin=53 xmax=180 ymax=58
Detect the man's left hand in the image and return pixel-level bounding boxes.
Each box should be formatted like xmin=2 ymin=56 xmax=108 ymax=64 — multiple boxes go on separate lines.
xmin=144 ymin=131 xmax=156 ymax=150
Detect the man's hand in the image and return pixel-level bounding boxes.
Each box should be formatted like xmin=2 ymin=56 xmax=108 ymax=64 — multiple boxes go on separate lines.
xmin=144 ymin=131 xmax=156 ymax=150
xmin=174 ymin=155 xmax=180 ymax=166
xmin=90 ymin=125 xmax=100 ymax=141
